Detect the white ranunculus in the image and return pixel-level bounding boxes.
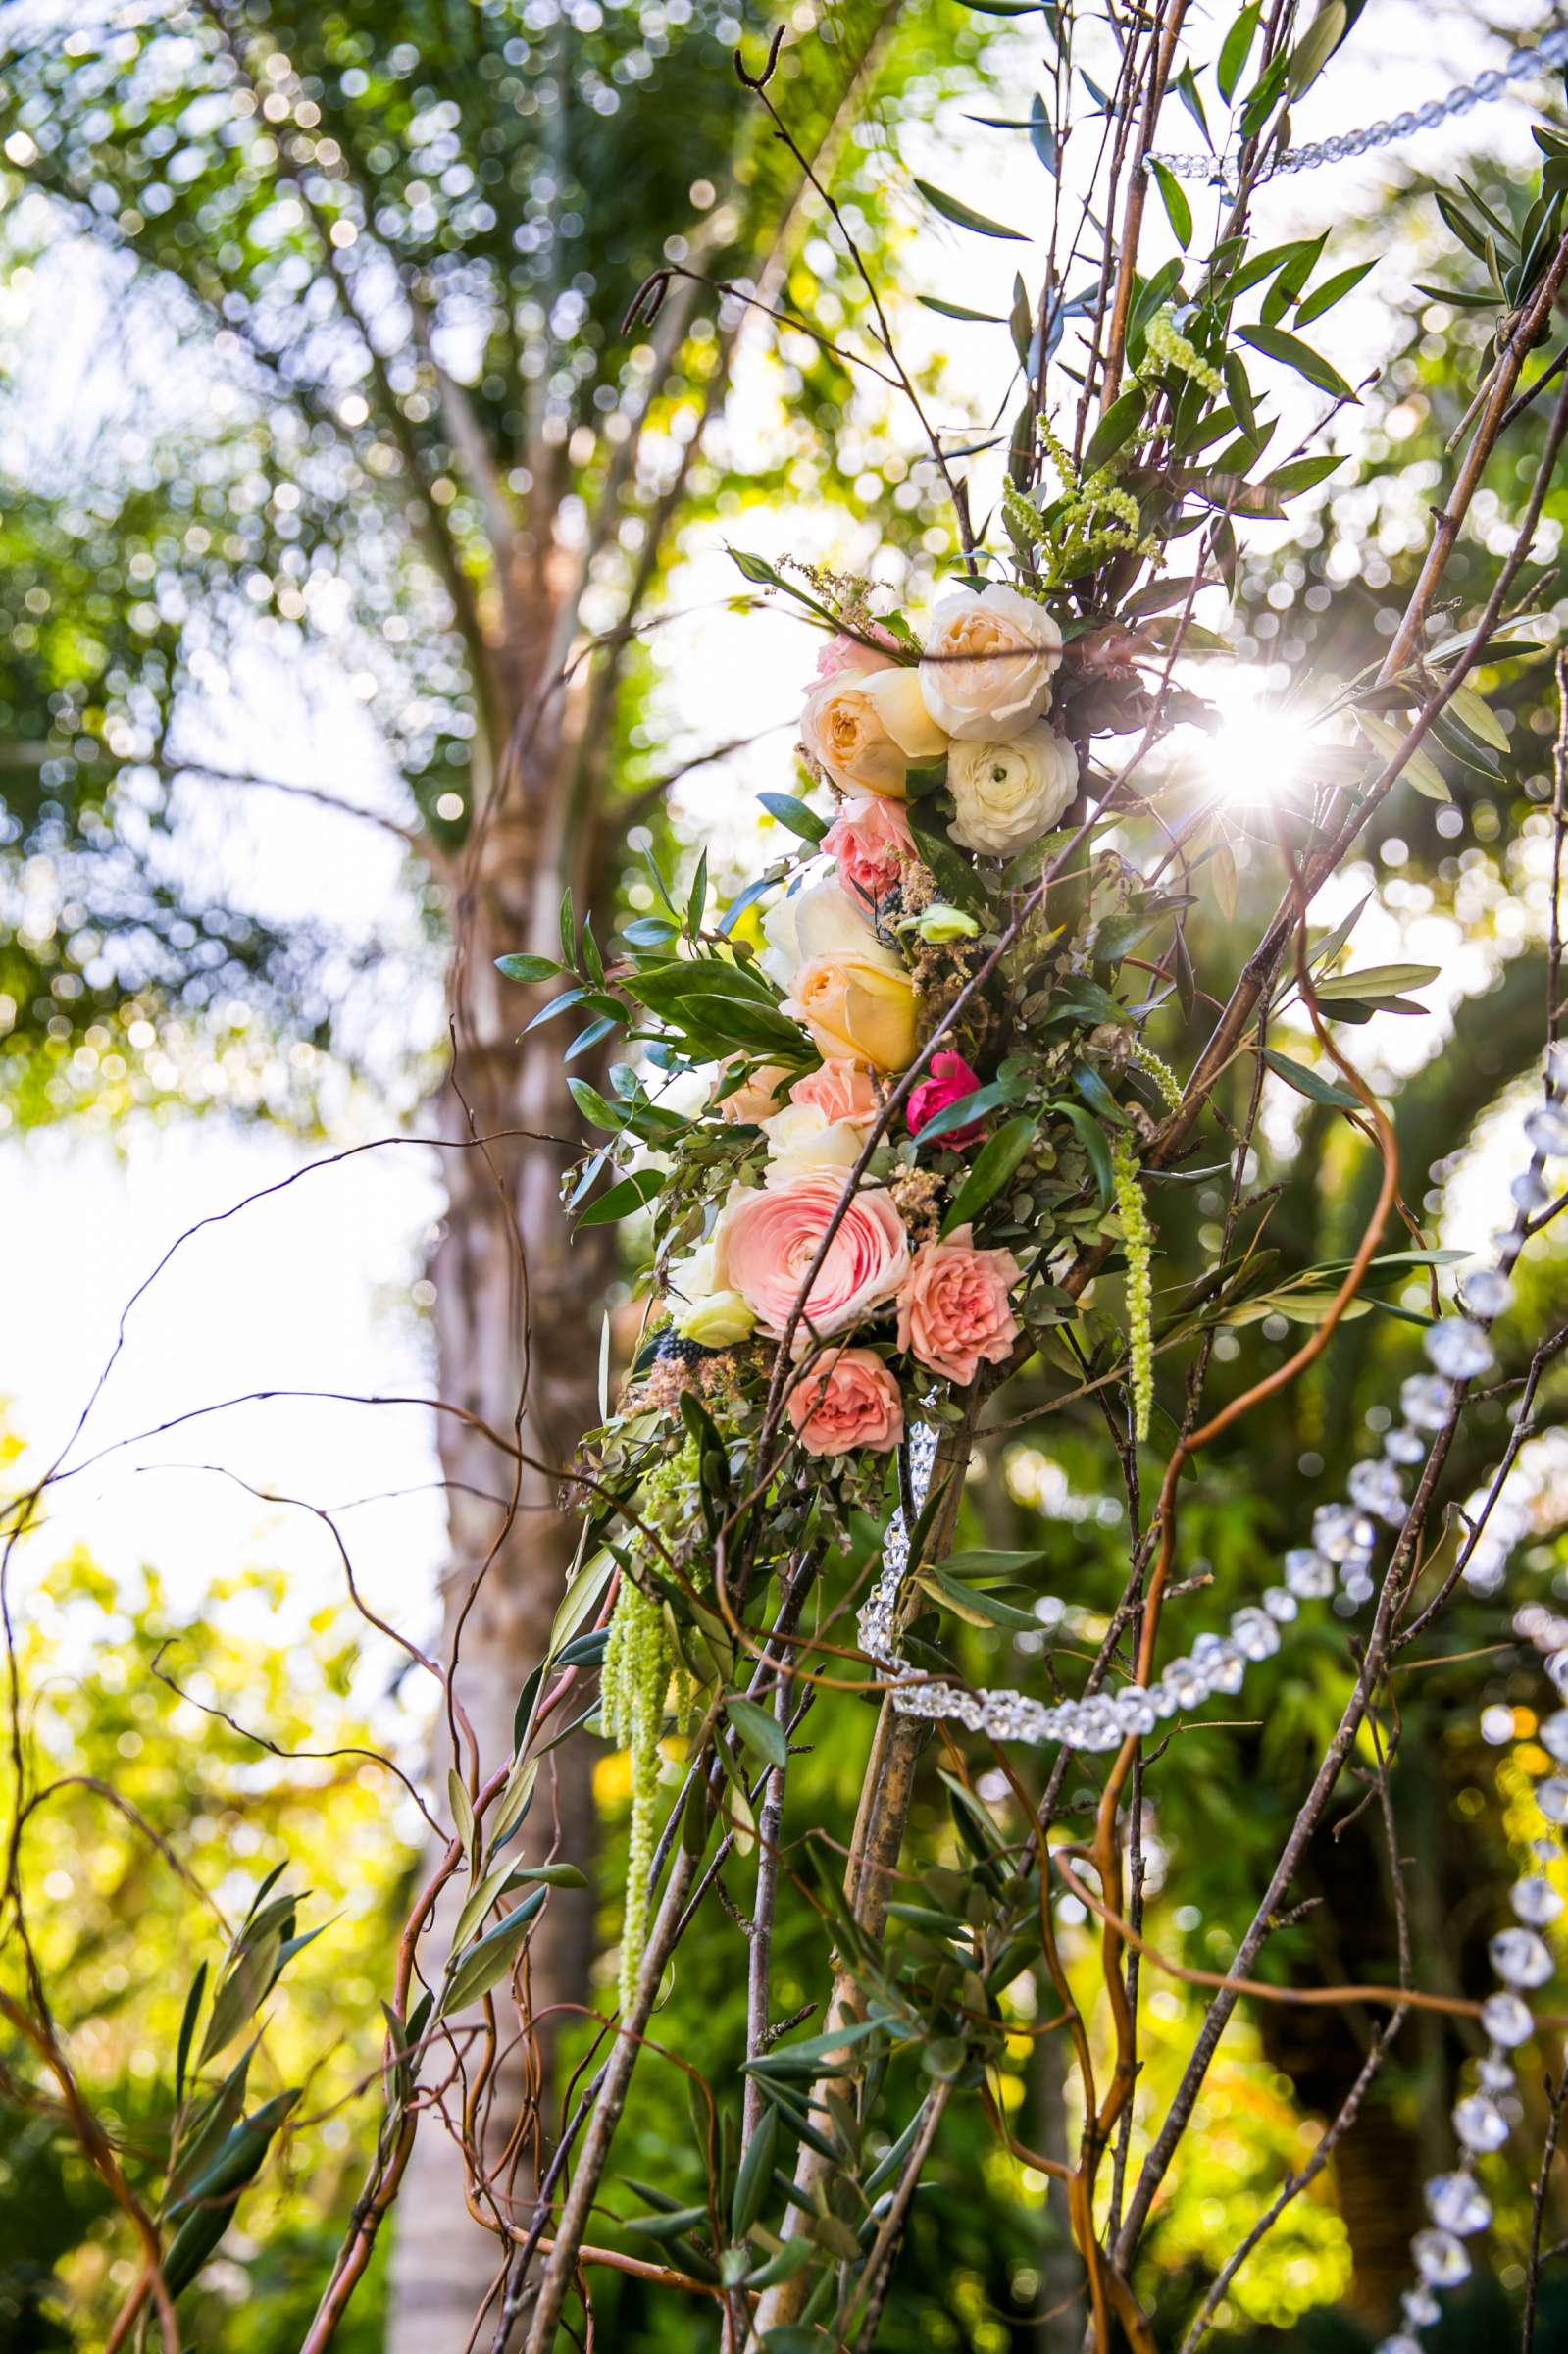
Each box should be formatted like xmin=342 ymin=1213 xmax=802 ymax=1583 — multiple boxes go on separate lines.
xmin=666 ymin=1238 xmax=757 ymax=1346
xmin=947 ymin=726 xmax=1080 ymax=856
xmin=760 ymin=1098 xmax=866 ymax=1185
xmin=760 ymin=876 xmax=902 ymax=992
xmin=919 ymin=582 xmax=1064 ymax=742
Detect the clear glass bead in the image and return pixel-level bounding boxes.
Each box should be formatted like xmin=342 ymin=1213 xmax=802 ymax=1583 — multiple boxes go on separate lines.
xmin=1490 ymin=1926 xmax=1553 ymax=1987
xmin=1112 ymin=1685 xmax=1158 ymax=1737
xmin=1480 ymin=1703 xmax=1515 ymax=1746
xmin=1402 ymin=2284 xmax=1442 ymax=2327
xmin=1230 ymin=1606 xmax=1280 ymax=1662
xmin=1191 ymin=1635 xmax=1243 ymax=1694
xmin=1264 ymin=1586 xmax=1298 ymax=1622
xmin=1473 ymin=69 xmax=1503 ymax=100
xmin=1349 ymin=1458 xmax=1406 ymax=1525
xmin=1166 ymin=1656 xmax=1210 ymax=1712
xmin=1547 ymin=1649 xmax=1568 ymax=1697
xmin=1424 ymin=1318 xmax=1495 ymax=1381
xmin=1416 ymin=97 xmax=1446 ymax=126
xmin=1453 ymin=2091 xmax=1510 ymax=2153
xmin=1424 ymin=2171 xmax=1492 ymax=2234
xmin=1314 ymin=1504 xmax=1376 ymax=1563
xmin=1285 ymin=1547 xmax=1335 ymax=1600
xmin=1461 ymin=1266 xmax=1512 ymax=1319
xmin=1478 ymin=2055 xmax=1516 ymax=2093
xmin=1385 ymin=1426 xmax=1427 ymax=1466
xmin=1402 ymin=1374 xmax=1452 ymax=1430
xmin=1481 ymin=1990 xmax=1533 ymax=2045
xmin=1412 ymin=2226 xmax=1471 ymax=2285
xmin=1375 ymin=2337 xmax=1422 ymax=2354
xmin=1526 ymin=1101 xmax=1568 ymax=1156
xmin=1541 ymin=1711 xmax=1568 ymax=1764
xmin=1507 ymin=45 xmax=1538 ymax=78
xmin=1512 ymin=1168 xmax=1550 ymax=1213
xmin=1537 ymin=1776 xmax=1568 ymax=1825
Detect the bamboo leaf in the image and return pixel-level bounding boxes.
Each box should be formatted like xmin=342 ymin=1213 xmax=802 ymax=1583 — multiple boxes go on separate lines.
xmin=1148 ymin=159 xmax=1192 ymax=250
xmin=1238 ymin=323 xmax=1356 ymax=403
xmin=1446 ymin=683 xmax=1510 ymax=753
xmin=1356 ymin=712 xmax=1450 ymax=801
xmin=914 ymin=178 xmax=1029 ymax=241
xmin=1217 ymin=2 xmax=1262 ymax=100
xmin=1262 ymin=1049 xmax=1360 ymax=1109
xmin=1293 ymin=258 xmax=1376 ymax=326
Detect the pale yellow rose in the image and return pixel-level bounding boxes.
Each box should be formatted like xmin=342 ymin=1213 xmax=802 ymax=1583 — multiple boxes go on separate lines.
xmin=948 ymin=725 xmax=1079 ymax=855
xmin=801 ymin=664 xmax=948 ymax=798
xmin=919 ymin=582 xmax=1063 ymax=741
xmin=761 ymin=1098 xmax=867 ymax=1185
xmin=667 ymin=1238 xmax=758 ymax=1345
xmin=784 ymin=953 xmax=919 ymax=1071
xmin=761 ymin=877 xmax=894 ymax=992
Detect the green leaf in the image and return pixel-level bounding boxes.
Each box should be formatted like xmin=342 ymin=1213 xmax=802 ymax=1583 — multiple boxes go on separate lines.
xmin=917 ymin=293 xmax=1008 ymax=324
xmin=447 ymin=1768 xmax=476 ymax=1858
xmin=495 ymin=952 xmax=560 ymax=984
xmin=1217 ymin=2 xmax=1262 ymax=100
xmin=1294 ymin=258 xmax=1376 ymax=327
xmin=726 ymin=1693 xmax=788 ymax=1775
xmin=940 ymin=1116 xmax=1037 ymax=1235
xmin=1263 ymin=452 xmax=1345 ymax=497
xmin=907 ymin=803 xmax=990 ymax=915
xmin=162 ymin=2090 xmax=299 ymax=2301
xmin=1238 ymin=323 xmax=1356 ymax=403
xmin=1083 ymin=387 xmax=1147 ymax=475
xmin=1446 ymin=683 xmax=1510 ymax=753
xmin=567 ymin=1076 xmax=626 ymax=1131
xmin=943 ymin=1547 xmax=1054 ymax=1576
xmin=759 ymin=792 xmax=830 ymax=842
xmin=577 ymin=1169 xmax=666 ymax=1227
xmin=1356 ymin=712 xmax=1449 ymax=802
xmin=918 ymin=1565 xmax=1038 ymax=1629
xmin=1057 ymin=1100 xmax=1114 ymax=1206
xmin=1148 ymin=160 xmax=1191 ymax=250
xmin=1263 ymin=1049 xmax=1360 ymax=1109
xmin=559 ymin=888 xmax=577 ymax=971
xmin=1313 ymin=962 xmax=1440 ymax=1002
xmin=732 ymin=2106 xmax=779 ymax=2240
xmin=439 ymin=1889 xmax=548 ymax=2016
xmin=744 ymin=2238 xmax=815 ymax=2291
xmin=1287 ymin=0 xmax=1347 ymax=98
xmin=175 ymin=1962 xmax=207 ymax=2108
xmin=914 ymin=178 xmax=1028 ymax=242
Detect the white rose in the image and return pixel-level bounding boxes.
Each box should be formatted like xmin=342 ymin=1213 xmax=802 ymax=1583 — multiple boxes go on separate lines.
xmin=760 ymin=1099 xmax=866 ymax=1185
xmin=800 ymin=664 xmax=948 ymax=798
xmin=760 ymin=876 xmax=902 ymax=992
xmin=667 ymin=1238 xmax=757 ymax=1346
xmin=919 ymin=582 xmax=1063 ymax=742
xmin=948 ymin=726 xmax=1079 ymax=856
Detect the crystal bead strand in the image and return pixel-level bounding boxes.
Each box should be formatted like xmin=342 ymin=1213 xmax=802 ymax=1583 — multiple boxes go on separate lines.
xmin=861 ymin=1042 xmax=1567 ymax=1762
xmin=1151 ymin=25 xmax=1568 ymax=200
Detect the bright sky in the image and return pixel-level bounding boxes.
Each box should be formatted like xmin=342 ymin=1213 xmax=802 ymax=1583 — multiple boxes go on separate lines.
xmin=2 ymin=0 xmax=1559 ymax=1668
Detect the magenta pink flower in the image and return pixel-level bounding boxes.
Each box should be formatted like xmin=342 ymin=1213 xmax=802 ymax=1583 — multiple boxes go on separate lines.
xmin=907 ymin=1050 xmax=986 ymax=1148
xmin=823 ymin=794 xmax=915 ymax=902
xmin=786 ymin=1347 xmax=904 ymax=1456
xmin=896 ymin=1224 xmax=1021 ymax=1387
xmin=716 ymin=1172 xmax=909 ymax=1337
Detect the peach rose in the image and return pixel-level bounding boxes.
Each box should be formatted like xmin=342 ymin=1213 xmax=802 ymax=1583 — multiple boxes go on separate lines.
xmin=717 ymin=1171 xmax=909 ymax=1336
xmin=801 ymin=666 xmax=948 ymax=798
xmin=823 ymin=794 xmax=915 ymax=902
xmin=790 ymin=1058 xmax=882 ymax=1127
xmin=919 ymin=582 xmax=1063 ymax=741
xmin=784 ymin=952 xmax=919 ymax=1072
xmin=714 ymin=1060 xmax=792 ymax=1122
xmin=786 ymin=1346 xmax=904 ymax=1457
xmin=896 ymin=1222 xmax=1022 ymax=1385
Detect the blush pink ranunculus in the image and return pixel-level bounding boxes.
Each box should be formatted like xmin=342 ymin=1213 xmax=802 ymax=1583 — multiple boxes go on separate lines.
xmin=907 ymin=1050 xmax=986 ymax=1148
xmin=812 ymin=626 xmax=899 ymax=685
xmin=823 ymin=794 xmax=915 ymax=903
xmin=716 ymin=1172 xmax=909 ymax=1337
xmin=896 ymin=1222 xmax=1022 ymax=1386
xmin=786 ymin=1347 xmax=904 ymax=1456
xmin=789 ymin=1057 xmax=882 ymax=1128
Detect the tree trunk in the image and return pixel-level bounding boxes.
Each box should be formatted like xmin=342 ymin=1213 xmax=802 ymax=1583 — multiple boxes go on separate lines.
xmin=386 ymin=793 xmax=612 ymax=2352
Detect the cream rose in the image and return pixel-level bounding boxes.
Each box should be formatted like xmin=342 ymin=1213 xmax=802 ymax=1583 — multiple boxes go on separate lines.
xmin=948 ymin=725 xmax=1080 ymax=857
xmin=761 ymin=877 xmax=898 ymax=993
xmin=666 ymin=1239 xmax=757 ymax=1346
xmin=761 ymin=1098 xmax=866 ymax=1185
xmin=919 ymin=582 xmax=1063 ymax=741
xmin=801 ymin=665 xmax=948 ymax=798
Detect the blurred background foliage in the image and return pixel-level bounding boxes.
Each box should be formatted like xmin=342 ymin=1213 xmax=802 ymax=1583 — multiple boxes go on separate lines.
xmin=4 ymin=0 xmax=1568 ymax=2348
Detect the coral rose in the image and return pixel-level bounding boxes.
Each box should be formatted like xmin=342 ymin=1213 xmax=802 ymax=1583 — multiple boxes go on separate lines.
xmin=919 ymin=582 xmax=1063 ymax=742
xmin=785 ymin=952 xmax=919 ymax=1072
xmin=812 ymin=626 xmax=898 ymax=684
xmin=786 ymin=1346 xmax=904 ymax=1457
xmin=801 ymin=665 xmax=948 ymax=798
xmin=907 ymin=1050 xmax=986 ymax=1148
xmin=823 ymin=793 xmax=915 ymax=903
xmin=947 ymin=724 xmax=1079 ymax=857
xmin=714 ymin=1060 xmax=792 ymax=1122
xmin=717 ymin=1172 xmax=909 ymax=1337
xmin=896 ymin=1222 xmax=1022 ymax=1385
xmin=790 ymin=1058 xmax=881 ymax=1127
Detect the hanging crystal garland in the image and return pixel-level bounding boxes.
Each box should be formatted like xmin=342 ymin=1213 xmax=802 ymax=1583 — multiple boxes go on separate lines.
xmin=861 ymin=1041 xmax=1568 ymax=1756
xmin=1151 ymin=25 xmax=1568 ymax=200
